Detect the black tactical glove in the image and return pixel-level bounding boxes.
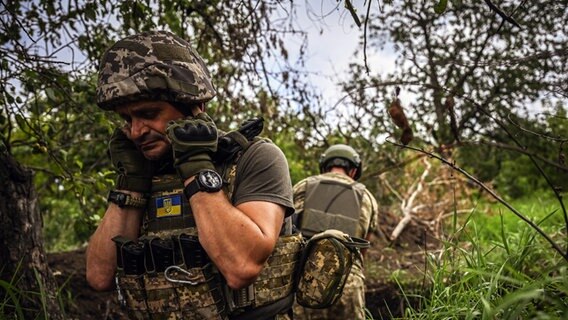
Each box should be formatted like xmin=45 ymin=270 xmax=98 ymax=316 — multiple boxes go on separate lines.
xmin=108 ymin=128 xmax=154 ymax=193
xmin=166 ymin=112 xmax=218 ymax=180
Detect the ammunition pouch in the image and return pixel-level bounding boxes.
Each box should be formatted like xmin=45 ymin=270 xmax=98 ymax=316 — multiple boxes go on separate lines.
xmin=295 ymin=229 xmax=369 ymax=309
xmin=114 ymin=234 xmax=227 ymax=319
xmin=114 ymin=233 xmax=305 ymax=319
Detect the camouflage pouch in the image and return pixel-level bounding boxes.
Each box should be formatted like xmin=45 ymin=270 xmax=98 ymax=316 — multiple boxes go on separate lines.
xmin=295 ymin=229 xmax=369 ymax=309
xmin=166 ymin=263 xmax=227 ymax=320
xmin=143 ymin=272 xmax=182 ymax=319
xmin=117 ymin=273 xmax=150 ymax=320
xmin=169 ymin=234 xmax=227 ymax=320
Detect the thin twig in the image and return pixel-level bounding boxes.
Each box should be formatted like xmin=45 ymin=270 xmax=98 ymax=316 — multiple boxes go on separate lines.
xmin=484 ymin=0 xmax=521 ymax=28
xmin=386 ymin=139 xmax=568 ymax=262
xmin=363 ymin=0 xmax=372 ymax=74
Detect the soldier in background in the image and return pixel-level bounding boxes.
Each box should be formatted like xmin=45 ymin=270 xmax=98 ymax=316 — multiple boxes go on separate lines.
xmin=292 ymin=144 xmax=379 ymax=320
xmin=85 ymin=30 xmax=301 ymax=319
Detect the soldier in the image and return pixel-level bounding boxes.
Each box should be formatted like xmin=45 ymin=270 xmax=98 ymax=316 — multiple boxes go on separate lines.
xmin=292 ymin=144 xmax=379 ymax=320
xmin=86 ymin=30 xmax=303 ymax=320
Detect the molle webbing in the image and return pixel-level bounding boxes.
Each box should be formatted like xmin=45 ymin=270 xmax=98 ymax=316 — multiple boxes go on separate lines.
xmin=114 ymin=234 xmax=227 ymax=319
xmin=114 ymin=232 xmax=304 ymax=319
xmin=224 ymin=233 xmax=304 ymax=317
xmin=145 ymin=174 xmax=195 ymax=233
xmin=300 ymin=178 xmax=365 ymax=238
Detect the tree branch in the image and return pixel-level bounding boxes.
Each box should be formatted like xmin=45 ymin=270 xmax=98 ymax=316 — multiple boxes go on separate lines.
xmin=386 ymin=139 xmax=568 ymax=262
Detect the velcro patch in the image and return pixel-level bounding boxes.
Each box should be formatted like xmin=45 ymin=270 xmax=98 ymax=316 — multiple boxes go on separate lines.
xmin=155 ymin=195 xmax=182 ymax=218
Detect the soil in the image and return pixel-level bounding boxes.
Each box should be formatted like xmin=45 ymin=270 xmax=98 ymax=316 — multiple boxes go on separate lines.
xmin=47 ymin=208 xmax=438 ymax=320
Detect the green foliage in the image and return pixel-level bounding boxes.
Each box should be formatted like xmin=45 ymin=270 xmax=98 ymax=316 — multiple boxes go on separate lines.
xmin=0 ymin=260 xmax=73 ymax=319
xmin=335 ymin=0 xmax=568 ymax=200
xmin=1 ymin=0 xmax=312 ymax=251
xmin=403 ymin=197 xmax=568 ymax=318
xmin=433 ymin=0 xmax=448 ymax=14
xmin=457 ymin=104 xmax=568 ymax=199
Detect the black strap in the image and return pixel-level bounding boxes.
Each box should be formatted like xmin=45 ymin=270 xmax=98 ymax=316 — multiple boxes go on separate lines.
xmin=230 ymin=294 xmax=295 ymax=320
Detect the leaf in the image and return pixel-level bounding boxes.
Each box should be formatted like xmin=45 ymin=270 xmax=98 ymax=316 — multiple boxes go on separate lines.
xmin=85 ymin=4 xmax=97 ymax=22
xmin=434 ymin=0 xmax=448 ymax=14
xmin=15 ymin=114 xmax=27 ymax=130
xmin=45 ymin=87 xmax=56 ymax=101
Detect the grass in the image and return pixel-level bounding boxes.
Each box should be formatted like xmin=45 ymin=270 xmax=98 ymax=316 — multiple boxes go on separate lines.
xmin=400 ymin=195 xmax=568 ymax=319
xmin=0 ymin=260 xmax=73 ymax=320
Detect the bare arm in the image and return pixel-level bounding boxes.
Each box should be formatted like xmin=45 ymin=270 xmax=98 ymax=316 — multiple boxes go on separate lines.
xmin=85 ymin=191 xmax=143 ymax=291
xmin=187 ymin=180 xmax=284 ymax=289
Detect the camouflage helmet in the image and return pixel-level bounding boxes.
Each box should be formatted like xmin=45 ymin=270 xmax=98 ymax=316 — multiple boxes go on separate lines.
xmin=96 ymin=30 xmax=216 ymax=110
xmin=319 ymin=144 xmax=362 ymax=180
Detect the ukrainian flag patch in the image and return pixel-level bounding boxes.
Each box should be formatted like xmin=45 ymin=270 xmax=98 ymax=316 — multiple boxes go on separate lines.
xmin=156 ymin=195 xmax=182 ymax=218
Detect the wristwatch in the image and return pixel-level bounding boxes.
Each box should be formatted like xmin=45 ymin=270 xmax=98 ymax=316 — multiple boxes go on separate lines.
xmin=184 ymin=169 xmax=224 ymax=199
xmin=107 ymin=190 xmax=148 ymax=208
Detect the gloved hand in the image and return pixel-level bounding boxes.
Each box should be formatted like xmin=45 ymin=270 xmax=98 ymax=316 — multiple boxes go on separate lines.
xmin=108 ymin=128 xmax=154 ymax=193
xmin=166 ymin=112 xmax=218 ymax=180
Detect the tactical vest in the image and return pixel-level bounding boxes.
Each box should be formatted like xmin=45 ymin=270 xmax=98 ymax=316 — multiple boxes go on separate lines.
xmin=299 ymin=176 xmax=367 ymax=238
xmin=113 ymin=128 xmax=304 ymax=320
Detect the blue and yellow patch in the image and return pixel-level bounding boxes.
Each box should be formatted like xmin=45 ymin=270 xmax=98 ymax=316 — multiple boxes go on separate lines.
xmin=155 ymin=195 xmax=182 ymax=218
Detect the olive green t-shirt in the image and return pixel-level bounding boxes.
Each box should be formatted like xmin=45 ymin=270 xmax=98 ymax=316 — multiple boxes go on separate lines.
xmin=228 ymin=140 xmax=295 ymax=217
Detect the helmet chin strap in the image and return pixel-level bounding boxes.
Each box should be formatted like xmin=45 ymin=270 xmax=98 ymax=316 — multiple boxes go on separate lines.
xmin=348 ymin=168 xmax=358 ymax=179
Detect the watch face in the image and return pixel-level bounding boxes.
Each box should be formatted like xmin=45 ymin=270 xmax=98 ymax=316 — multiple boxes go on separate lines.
xmin=199 ymin=170 xmax=223 ymax=191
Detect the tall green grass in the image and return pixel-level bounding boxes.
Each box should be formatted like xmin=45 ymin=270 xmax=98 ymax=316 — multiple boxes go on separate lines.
xmin=0 ymin=260 xmax=72 ymax=319
xmin=402 ymin=196 xmax=568 ymax=319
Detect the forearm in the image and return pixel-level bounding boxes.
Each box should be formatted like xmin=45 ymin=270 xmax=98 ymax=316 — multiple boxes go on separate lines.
xmin=189 ymin=191 xmax=283 ymax=289
xmin=86 ymin=202 xmax=143 ymax=291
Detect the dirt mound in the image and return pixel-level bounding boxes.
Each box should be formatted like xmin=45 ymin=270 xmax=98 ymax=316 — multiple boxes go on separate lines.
xmin=363 ymin=207 xmax=440 ymax=319
xmin=48 ymin=248 xmax=125 ymax=320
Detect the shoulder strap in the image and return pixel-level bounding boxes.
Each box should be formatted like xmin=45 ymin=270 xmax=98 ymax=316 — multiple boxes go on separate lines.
xmin=214 ymin=117 xmax=265 ymax=201
xmin=223 ymin=137 xmax=265 ymax=201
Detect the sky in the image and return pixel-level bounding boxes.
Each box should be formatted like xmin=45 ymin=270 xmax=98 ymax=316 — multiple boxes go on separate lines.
xmin=275 ymin=0 xmax=398 ymax=107
xmin=8 ymin=0 xmax=400 ymax=117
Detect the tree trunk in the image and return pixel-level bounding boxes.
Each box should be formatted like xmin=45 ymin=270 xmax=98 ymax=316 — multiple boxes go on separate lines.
xmin=0 ymin=150 xmax=64 ymax=319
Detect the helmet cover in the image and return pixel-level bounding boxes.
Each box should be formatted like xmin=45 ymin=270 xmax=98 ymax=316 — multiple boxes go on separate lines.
xmin=96 ymin=30 xmax=216 ymax=110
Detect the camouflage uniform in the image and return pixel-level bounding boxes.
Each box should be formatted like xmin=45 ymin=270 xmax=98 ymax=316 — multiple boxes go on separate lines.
xmin=97 ymin=31 xmax=299 ymax=320
xmin=97 ymin=31 xmax=216 ymax=110
xmin=293 ymin=172 xmax=379 ymax=320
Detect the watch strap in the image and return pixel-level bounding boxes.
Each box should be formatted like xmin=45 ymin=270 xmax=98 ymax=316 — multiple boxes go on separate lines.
xmin=108 ymin=190 xmax=148 ymax=208
xmin=183 ymin=170 xmax=223 ymax=200
xmin=183 ymin=179 xmax=201 ymax=200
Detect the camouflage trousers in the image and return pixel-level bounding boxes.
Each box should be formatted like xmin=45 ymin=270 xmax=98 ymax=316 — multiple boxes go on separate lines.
xmin=293 ymin=273 xmax=366 ymax=320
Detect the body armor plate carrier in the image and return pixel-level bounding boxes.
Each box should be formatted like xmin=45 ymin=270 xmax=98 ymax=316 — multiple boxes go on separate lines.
xmin=299 ymin=177 xmax=367 ymax=238
xmin=113 ymin=120 xmax=304 ymax=320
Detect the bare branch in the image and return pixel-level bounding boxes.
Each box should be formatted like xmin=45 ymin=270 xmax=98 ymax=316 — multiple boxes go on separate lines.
xmin=484 ymin=0 xmax=521 ymax=28
xmin=386 ymin=139 xmax=568 ymax=262
xmin=390 ymin=158 xmax=432 ymax=241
